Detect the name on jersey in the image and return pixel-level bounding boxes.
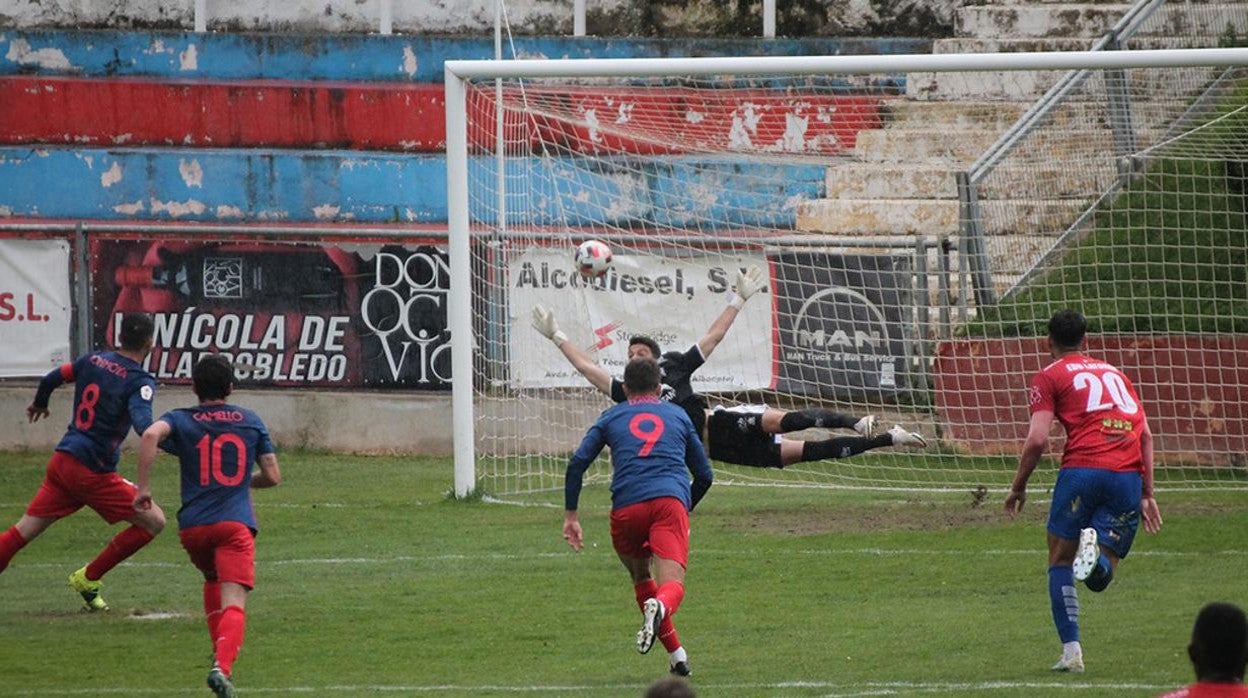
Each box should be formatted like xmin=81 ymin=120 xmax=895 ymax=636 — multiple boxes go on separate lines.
xmin=89 ymin=354 xmax=128 ymax=378
xmin=194 ymin=409 xmax=245 ymax=423
xmin=1064 ymin=361 xmax=1115 ymax=372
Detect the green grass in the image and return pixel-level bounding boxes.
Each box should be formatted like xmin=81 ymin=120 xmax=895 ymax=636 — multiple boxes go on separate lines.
xmin=1 ymin=450 xmax=1244 ymax=697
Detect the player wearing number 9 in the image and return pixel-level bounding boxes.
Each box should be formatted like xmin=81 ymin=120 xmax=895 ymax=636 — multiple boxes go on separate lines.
xmin=563 ymin=357 xmax=713 ymax=677
xmin=0 ymin=312 xmax=164 ymax=613
xmin=133 ymin=354 xmax=281 ymax=698
xmin=1005 ymin=309 xmax=1162 ymax=674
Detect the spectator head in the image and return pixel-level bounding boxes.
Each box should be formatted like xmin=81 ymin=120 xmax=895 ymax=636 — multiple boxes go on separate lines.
xmin=644 ymin=676 xmax=696 ymax=698
xmin=1188 ymin=602 xmax=1248 ymax=683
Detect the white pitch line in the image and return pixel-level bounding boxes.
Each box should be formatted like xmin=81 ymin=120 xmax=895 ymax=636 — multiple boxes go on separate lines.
xmin=8 ymin=679 xmax=1174 ymax=695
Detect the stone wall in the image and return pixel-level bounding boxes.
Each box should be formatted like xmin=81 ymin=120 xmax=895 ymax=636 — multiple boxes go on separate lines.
xmin=0 ymin=0 xmax=956 ymax=37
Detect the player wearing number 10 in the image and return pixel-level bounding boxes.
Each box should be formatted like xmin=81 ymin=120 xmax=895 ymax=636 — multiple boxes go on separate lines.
xmin=1005 ymin=309 xmax=1163 ymax=674
xmin=133 ymin=354 xmax=281 ymax=698
xmin=0 ymin=312 xmax=165 ymax=611
xmin=563 ymin=357 xmax=713 ymax=677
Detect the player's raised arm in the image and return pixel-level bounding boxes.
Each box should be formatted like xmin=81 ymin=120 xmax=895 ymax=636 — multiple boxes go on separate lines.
xmin=1005 ymin=409 xmax=1054 ymax=517
xmin=697 ymin=265 xmax=765 ymax=358
xmin=532 ymin=304 xmax=613 ymax=395
xmin=133 ymin=419 xmax=173 ymax=512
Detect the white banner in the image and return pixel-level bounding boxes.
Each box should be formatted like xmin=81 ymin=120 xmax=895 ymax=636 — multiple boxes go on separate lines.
xmin=0 ymin=239 xmax=72 ymax=377
xmin=509 ymin=246 xmax=773 ymax=391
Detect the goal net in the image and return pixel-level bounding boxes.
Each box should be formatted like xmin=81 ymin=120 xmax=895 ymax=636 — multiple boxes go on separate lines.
xmin=445 ymin=48 xmax=1248 ymax=499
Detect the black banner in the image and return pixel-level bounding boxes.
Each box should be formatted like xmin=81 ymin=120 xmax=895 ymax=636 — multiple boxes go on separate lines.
xmin=773 ymin=252 xmax=910 ymax=400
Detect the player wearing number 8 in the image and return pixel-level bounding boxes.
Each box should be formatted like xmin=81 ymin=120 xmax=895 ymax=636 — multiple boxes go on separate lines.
xmin=0 ymin=312 xmax=165 ymax=612
xmin=1005 ymin=309 xmax=1163 ymax=674
xmin=563 ymin=357 xmax=713 ymax=677
xmin=133 ymin=354 xmax=281 ymax=698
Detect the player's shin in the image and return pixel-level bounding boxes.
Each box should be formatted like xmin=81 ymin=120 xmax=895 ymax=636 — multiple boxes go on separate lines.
xmin=214 ymin=606 xmax=246 ymax=677
xmin=779 ymin=409 xmax=859 ymax=432
xmin=204 ymin=581 xmax=224 ymax=640
xmin=1048 ymin=565 xmax=1080 ymax=643
xmin=800 ymin=435 xmax=890 ymax=462
xmin=87 ymin=525 xmax=155 ymax=579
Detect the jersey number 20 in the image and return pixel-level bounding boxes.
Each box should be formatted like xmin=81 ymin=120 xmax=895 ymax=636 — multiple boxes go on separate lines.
xmin=196 ymin=433 xmax=248 ymax=486
xmin=1073 ymin=371 xmax=1139 ymax=415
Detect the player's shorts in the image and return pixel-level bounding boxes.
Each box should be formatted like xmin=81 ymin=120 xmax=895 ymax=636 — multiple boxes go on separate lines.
xmin=179 ymin=521 xmax=257 ymax=589
xmin=1047 ymin=466 xmax=1142 ymax=559
xmin=25 ymin=450 xmax=138 ymax=524
xmin=706 ymin=404 xmax=783 ymax=469
xmin=610 ymin=497 xmax=691 ymax=568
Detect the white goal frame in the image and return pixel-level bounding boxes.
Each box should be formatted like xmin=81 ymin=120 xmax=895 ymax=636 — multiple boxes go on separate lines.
xmin=444 ymin=47 xmax=1248 ymax=497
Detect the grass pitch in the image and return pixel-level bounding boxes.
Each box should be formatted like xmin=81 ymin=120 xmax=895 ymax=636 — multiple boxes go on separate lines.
xmin=0 ymin=450 xmax=1244 ymax=697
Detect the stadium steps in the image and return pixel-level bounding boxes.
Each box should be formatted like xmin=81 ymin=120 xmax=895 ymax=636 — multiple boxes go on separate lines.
xmin=797 ymin=0 xmax=1247 ymax=302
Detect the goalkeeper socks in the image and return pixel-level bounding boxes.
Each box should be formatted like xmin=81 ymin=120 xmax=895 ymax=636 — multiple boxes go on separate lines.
xmin=203 ymin=581 xmax=223 ymax=642
xmin=1084 ymin=554 xmax=1115 ymax=592
xmin=214 ymin=605 xmax=247 ymax=677
xmin=0 ymin=526 xmax=28 ymax=574
xmin=1048 ymin=565 xmax=1080 ymax=643
xmin=86 ymin=525 xmax=155 ymax=580
xmin=800 ymin=434 xmax=891 ymax=462
xmin=780 ymin=409 xmax=858 ymax=432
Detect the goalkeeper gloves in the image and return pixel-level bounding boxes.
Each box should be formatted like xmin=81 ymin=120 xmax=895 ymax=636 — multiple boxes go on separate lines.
xmin=727 ymin=265 xmax=766 ymax=309
xmin=531 ymin=305 xmax=568 ymax=347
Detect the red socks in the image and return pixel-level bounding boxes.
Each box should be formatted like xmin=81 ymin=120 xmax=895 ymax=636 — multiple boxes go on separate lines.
xmin=0 ymin=526 xmax=29 ymax=574
xmin=215 ymin=605 xmax=247 ymax=677
xmin=634 ymin=579 xmax=684 ymax=653
xmin=85 ymin=526 xmax=155 ymax=580
xmin=203 ymin=581 xmax=223 ymax=642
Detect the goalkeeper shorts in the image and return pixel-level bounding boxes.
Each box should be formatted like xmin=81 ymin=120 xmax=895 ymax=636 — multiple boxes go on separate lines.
xmin=706 ymin=404 xmax=784 ymax=469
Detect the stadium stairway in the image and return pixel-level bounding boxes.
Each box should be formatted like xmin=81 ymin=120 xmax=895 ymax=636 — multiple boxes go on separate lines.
xmin=796 ymin=0 xmax=1248 ymax=300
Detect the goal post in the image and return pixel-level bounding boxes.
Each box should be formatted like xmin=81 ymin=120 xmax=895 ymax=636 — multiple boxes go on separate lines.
xmin=446 ymin=48 xmax=1248 ymax=499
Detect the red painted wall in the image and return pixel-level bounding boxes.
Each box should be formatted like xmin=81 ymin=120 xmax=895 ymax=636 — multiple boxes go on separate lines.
xmin=0 ymin=77 xmax=881 ymax=155
xmin=934 ymin=336 xmax=1248 ymax=465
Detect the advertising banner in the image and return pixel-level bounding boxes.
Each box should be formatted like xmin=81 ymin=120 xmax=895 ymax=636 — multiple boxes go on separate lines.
xmin=772 ymin=252 xmax=911 ymax=399
xmin=509 ymin=246 xmax=773 ymax=392
xmin=0 ymin=238 xmax=72 ymax=376
xmin=91 ymin=239 xmax=450 ymax=389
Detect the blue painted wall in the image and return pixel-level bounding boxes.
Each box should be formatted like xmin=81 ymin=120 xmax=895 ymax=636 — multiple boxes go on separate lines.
xmin=0 ymin=30 xmax=929 ymax=83
xmin=0 ymin=148 xmax=825 ymax=226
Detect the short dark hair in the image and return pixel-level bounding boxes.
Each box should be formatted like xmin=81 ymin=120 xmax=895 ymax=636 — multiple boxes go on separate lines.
xmin=193 ymin=354 xmax=234 ymax=401
xmin=1190 ymin=602 xmax=1248 ymax=681
xmin=628 ymin=335 xmax=662 ymax=359
xmin=118 ymin=312 xmax=154 ymax=351
xmin=645 ymin=676 xmax=696 ymax=698
xmin=623 ymin=357 xmax=661 ymax=396
xmin=1048 ymin=309 xmax=1087 ymax=350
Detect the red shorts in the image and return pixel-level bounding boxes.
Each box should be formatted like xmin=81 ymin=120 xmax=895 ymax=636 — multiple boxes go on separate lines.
xmin=610 ymin=497 xmax=690 ymax=568
xmin=179 ymin=522 xmax=256 ymax=589
xmin=25 ymin=451 xmax=138 ymax=524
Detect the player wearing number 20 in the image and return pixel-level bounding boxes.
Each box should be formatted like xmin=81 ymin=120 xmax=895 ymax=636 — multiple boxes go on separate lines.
xmin=0 ymin=312 xmax=165 ymax=612
xmin=564 ymin=357 xmax=713 ymax=677
xmin=1005 ymin=309 xmax=1163 ymax=674
xmin=133 ymin=354 xmax=281 ymax=698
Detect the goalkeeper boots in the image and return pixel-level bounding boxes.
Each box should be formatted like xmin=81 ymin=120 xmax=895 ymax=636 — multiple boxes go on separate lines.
xmin=853 ymin=415 xmax=877 ymax=437
xmin=207 ymin=664 xmax=237 ymax=698
xmin=1073 ymin=527 xmax=1100 ymax=582
xmin=887 ymin=425 xmax=927 ymax=448
xmin=68 ymin=566 xmax=108 ymax=612
xmin=637 ymin=598 xmax=664 ymax=655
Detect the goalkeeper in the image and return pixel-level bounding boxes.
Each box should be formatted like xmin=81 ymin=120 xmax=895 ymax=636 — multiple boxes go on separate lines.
xmin=532 ymin=266 xmax=926 ymax=470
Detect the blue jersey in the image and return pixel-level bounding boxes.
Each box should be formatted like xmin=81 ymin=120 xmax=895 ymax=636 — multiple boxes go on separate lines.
xmin=158 ymin=404 xmax=275 ymax=531
xmin=34 ymin=351 xmax=157 ymax=473
xmin=565 ymin=395 xmax=713 ymax=512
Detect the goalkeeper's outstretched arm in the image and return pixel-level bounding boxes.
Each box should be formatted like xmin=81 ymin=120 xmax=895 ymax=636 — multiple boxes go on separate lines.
xmin=532 ymin=304 xmax=612 ymax=395
xmin=697 ymin=266 xmax=765 ymax=358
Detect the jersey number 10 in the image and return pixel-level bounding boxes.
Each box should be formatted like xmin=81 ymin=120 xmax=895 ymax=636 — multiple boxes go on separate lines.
xmin=196 ymin=433 xmax=248 ymax=486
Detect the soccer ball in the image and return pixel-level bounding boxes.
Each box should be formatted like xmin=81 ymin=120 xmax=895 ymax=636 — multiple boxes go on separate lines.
xmin=574 ymin=239 xmax=613 ymax=278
